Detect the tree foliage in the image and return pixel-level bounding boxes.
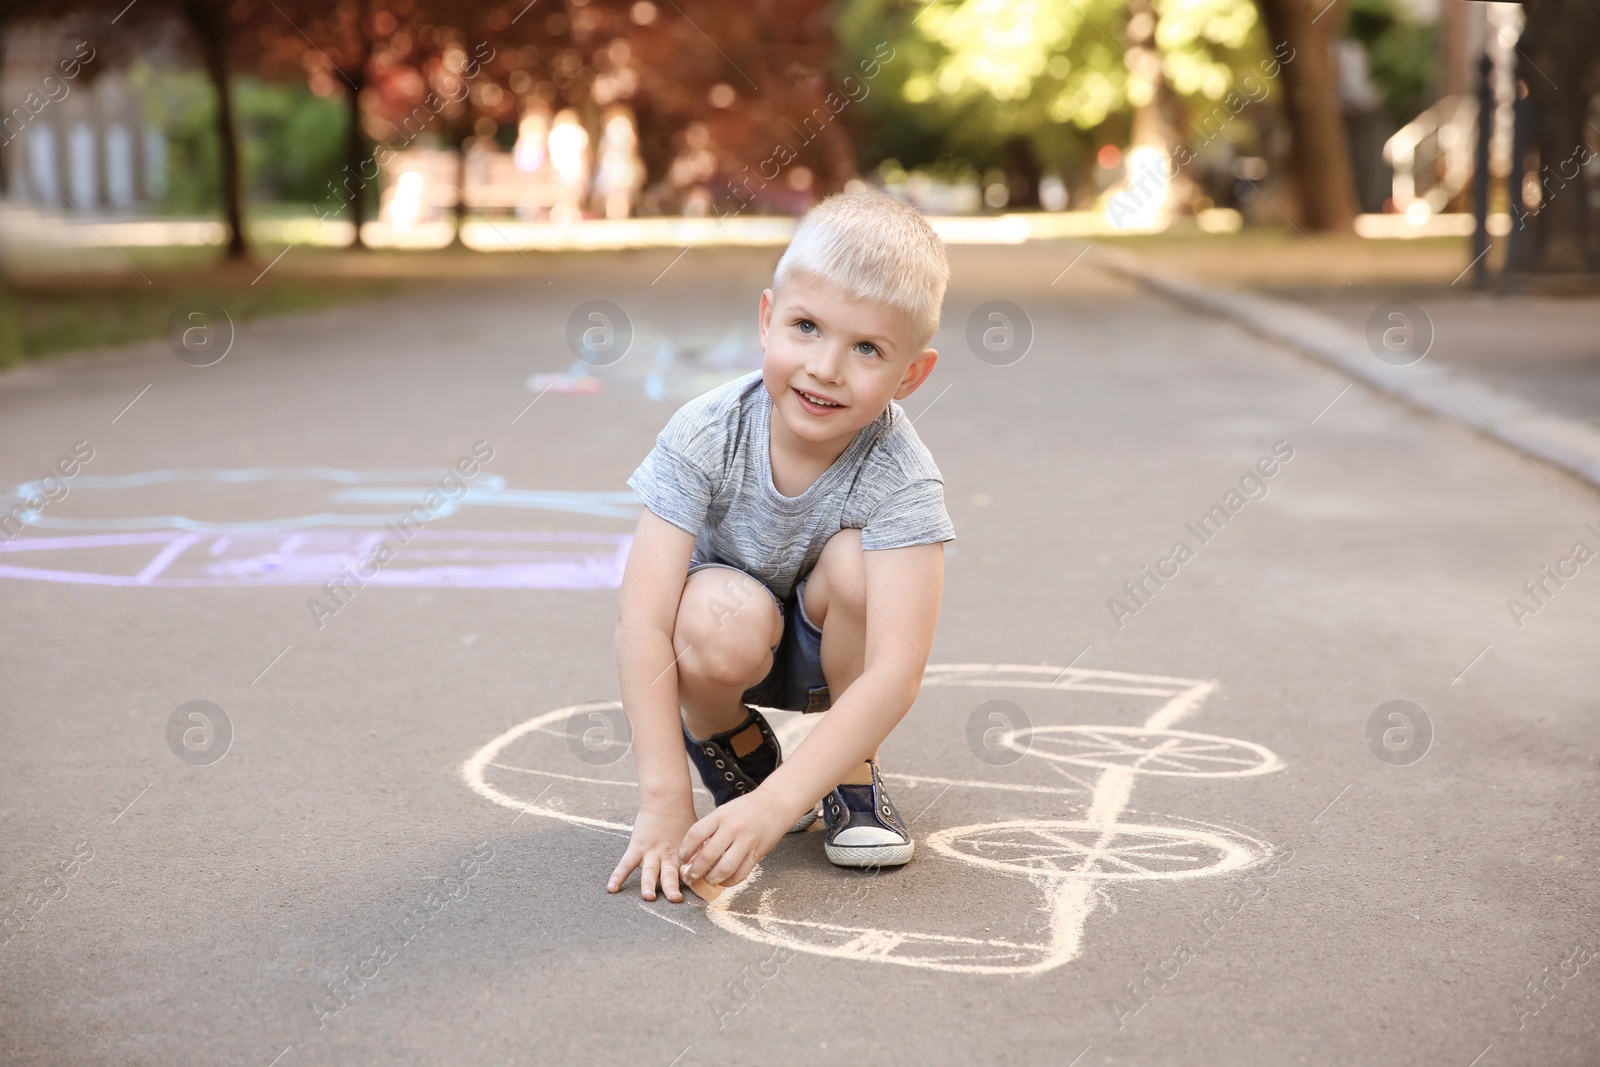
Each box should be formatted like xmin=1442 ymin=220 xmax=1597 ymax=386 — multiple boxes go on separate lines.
xmin=1344 ymin=0 xmax=1436 ymax=125
xmin=839 ymin=0 xmax=1270 ymax=174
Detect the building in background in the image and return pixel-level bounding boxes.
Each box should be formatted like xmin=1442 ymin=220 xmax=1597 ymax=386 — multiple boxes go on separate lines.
xmin=1 ymin=23 xmax=165 ymax=213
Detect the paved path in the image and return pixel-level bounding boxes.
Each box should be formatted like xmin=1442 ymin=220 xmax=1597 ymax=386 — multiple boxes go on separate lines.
xmin=1276 ymin=285 xmax=1600 ymax=426
xmin=1 ymin=243 xmax=1596 ymax=1066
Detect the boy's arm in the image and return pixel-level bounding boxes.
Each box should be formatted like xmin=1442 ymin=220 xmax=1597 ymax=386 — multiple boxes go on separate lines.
xmin=679 ymin=540 xmax=944 ymax=887
xmin=607 ymin=506 xmax=700 ymax=902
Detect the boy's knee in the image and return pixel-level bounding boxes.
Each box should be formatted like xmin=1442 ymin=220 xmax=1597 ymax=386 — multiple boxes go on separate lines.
xmin=683 ymin=571 xmax=775 ymax=633
xmin=708 ymin=573 xmax=768 ymax=627
xmin=674 ymin=575 xmax=777 ymax=687
xmin=677 ymin=634 xmax=769 ymax=689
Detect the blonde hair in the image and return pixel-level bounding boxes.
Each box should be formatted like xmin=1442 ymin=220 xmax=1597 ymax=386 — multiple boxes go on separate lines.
xmin=773 ymin=187 xmax=949 ymax=350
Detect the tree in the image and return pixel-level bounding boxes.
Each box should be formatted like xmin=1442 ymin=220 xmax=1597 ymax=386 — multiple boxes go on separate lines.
xmin=838 ymin=0 xmax=1270 ymax=210
xmin=1254 ymin=0 xmax=1359 ymax=231
xmin=208 ymin=0 xmax=858 ymax=232
xmin=1515 ymin=0 xmax=1600 ymax=275
xmin=250 ymin=0 xmax=393 ymax=248
xmin=0 ymin=0 xmax=253 ymax=256
xmin=178 ymin=0 xmax=248 ymax=258
xmin=1125 ymin=0 xmax=1199 ymax=214
xmin=614 ymin=0 xmax=853 ymax=211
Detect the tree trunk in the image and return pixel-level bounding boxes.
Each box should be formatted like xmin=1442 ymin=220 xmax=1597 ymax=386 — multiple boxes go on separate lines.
xmin=999 ymin=135 xmax=1041 ymax=209
xmin=183 ymin=0 xmax=248 ymax=260
xmin=0 ymin=12 xmax=10 ymax=201
xmin=818 ymin=108 xmax=857 ymax=197
xmin=1516 ymin=0 xmax=1600 ymax=275
xmin=1125 ymin=0 xmax=1198 ymax=215
xmin=1255 ymin=0 xmax=1359 ymax=232
xmin=342 ymin=73 xmax=369 ymax=248
xmin=342 ymin=5 xmax=373 ymax=249
xmin=449 ymin=121 xmax=470 ymax=248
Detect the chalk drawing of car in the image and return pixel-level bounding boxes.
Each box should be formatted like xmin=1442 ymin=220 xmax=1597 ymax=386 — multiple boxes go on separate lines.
xmin=464 ymin=663 xmax=1285 ymax=976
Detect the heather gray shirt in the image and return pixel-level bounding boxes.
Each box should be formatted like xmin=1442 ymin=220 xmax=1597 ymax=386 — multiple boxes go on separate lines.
xmin=626 ymin=369 xmax=956 ymax=603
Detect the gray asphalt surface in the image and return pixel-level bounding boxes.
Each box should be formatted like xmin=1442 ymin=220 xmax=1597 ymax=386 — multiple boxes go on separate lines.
xmin=1275 ymin=285 xmax=1600 ymax=426
xmin=2 ymin=242 xmax=1597 ymax=1067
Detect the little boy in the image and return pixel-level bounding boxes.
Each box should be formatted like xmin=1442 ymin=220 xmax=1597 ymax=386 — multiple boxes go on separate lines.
xmin=606 ymin=188 xmax=955 ymax=904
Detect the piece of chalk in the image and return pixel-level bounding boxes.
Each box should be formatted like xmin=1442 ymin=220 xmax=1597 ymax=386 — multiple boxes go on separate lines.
xmin=684 ymin=876 xmax=723 ymax=902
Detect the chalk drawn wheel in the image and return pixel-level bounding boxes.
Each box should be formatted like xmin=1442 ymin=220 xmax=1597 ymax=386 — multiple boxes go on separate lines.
xmin=1009 ymin=725 xmax=1282 ymax=777
xmin=704 ymin=869 xmax=1074 ymax=976
xmin=925 ymin=819 xmax=1259 ymax=881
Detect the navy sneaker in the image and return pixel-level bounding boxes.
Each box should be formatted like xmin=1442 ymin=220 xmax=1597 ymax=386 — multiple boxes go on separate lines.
xmin=821 ymin=759 xmax=913 ymax=867
xmin=682 ymin=705 xmax=818 ymax=834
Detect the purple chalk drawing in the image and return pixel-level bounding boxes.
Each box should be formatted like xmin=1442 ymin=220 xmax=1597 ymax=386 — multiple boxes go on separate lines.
xmin=0 ymin=530 xmax=632 ymax=589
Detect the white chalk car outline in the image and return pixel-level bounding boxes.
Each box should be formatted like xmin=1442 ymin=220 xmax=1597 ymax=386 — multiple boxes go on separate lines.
xmin=463 ymin=662 xmax=1285 ymax=976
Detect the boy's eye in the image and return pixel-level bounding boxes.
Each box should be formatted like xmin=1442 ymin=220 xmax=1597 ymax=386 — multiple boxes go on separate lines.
xmin=789 ymin=318 xmax=878 ymax=357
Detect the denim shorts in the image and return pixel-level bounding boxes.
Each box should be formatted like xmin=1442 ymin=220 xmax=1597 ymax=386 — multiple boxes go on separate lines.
xmin=685 ymin=561 xmax=833 ymax=714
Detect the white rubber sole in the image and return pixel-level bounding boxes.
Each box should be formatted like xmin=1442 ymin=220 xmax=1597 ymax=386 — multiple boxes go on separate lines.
xmin=825 ymin=839 xmax=914 ymax=867
xmin=788 ymin=807 xmax=819 ymax=834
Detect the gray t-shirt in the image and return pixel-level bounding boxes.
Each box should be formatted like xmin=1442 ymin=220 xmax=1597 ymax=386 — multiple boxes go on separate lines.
xmin=626 ymin=369 xmax=956 ymax=603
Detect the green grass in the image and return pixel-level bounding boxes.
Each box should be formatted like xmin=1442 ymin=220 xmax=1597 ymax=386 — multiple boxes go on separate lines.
xmin=0 ymin=249 xmax=415 ymax=367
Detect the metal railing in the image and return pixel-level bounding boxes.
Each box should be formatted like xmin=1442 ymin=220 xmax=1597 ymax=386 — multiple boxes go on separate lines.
xmin=1384 ymin=94 xmax=1479 ymax=214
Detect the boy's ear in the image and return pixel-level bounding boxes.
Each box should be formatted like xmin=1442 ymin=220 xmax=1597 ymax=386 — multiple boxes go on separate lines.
xmin=893 ymin=349 xmax=938 ymax=400
xmin=758 ymin=288 xmax=774 ymax=350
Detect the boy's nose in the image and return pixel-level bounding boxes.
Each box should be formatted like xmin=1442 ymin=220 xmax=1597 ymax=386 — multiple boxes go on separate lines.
xmin=807 ymin=344 xmax=847 ymax=384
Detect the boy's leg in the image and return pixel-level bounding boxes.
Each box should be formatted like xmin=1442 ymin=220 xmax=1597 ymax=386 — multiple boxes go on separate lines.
xmin=799 ymin=529 xmax=878 ymax=781
xmin=674 ymin=566 xmax=784 ymax=755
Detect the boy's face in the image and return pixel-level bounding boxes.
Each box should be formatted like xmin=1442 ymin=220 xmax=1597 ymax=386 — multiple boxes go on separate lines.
xmin=757 ymin=269 xmax=937 ymax=451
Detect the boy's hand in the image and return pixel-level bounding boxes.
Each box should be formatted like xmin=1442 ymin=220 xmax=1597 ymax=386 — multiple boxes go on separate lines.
xmin=609 ymin=799 xmax=694 ymax=903
xmin=678 ymin=789 xmax=791 ymax=890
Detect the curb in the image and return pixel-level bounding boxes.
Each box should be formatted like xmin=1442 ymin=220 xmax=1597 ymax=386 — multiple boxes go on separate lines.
xmin=1094 ymin=249 xmax=1600 ymax=494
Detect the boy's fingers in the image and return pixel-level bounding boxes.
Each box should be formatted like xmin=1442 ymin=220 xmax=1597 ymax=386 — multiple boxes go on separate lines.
xmin=660 ymin=859 xmax=683 ymax=903
xmin=679 ymin=814 xmax=715 ymax=862
xmin=641 ymin=856 xmax=659 ymax=901
xmin=607 ymin=851 xmax=638 ymax=893
xmin=704 ymin=840 xmax=746 ymax=886
xmin=728 ymin=852 xmax=758 ymax=887
xmin=682 ymin=831 xmax=725 ymax=882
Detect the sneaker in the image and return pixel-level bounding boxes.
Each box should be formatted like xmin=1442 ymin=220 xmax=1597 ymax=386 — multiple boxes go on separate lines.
xmin=821 ymin=759 xmax=913 ymax=867
xmin=682 ymin=705 xmax=818 ymax=834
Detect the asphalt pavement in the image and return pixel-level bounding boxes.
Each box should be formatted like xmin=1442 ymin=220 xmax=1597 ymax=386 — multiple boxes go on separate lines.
xmin=1 ymin=241 xmax=1596 ymax=1066
xmin=1275 ymin=285 xmax=1600 ymax=426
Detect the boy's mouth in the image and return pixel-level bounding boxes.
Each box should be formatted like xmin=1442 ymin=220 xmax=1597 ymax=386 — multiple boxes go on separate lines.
xmin=793 ymin=387 xmax=846 ymax=414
